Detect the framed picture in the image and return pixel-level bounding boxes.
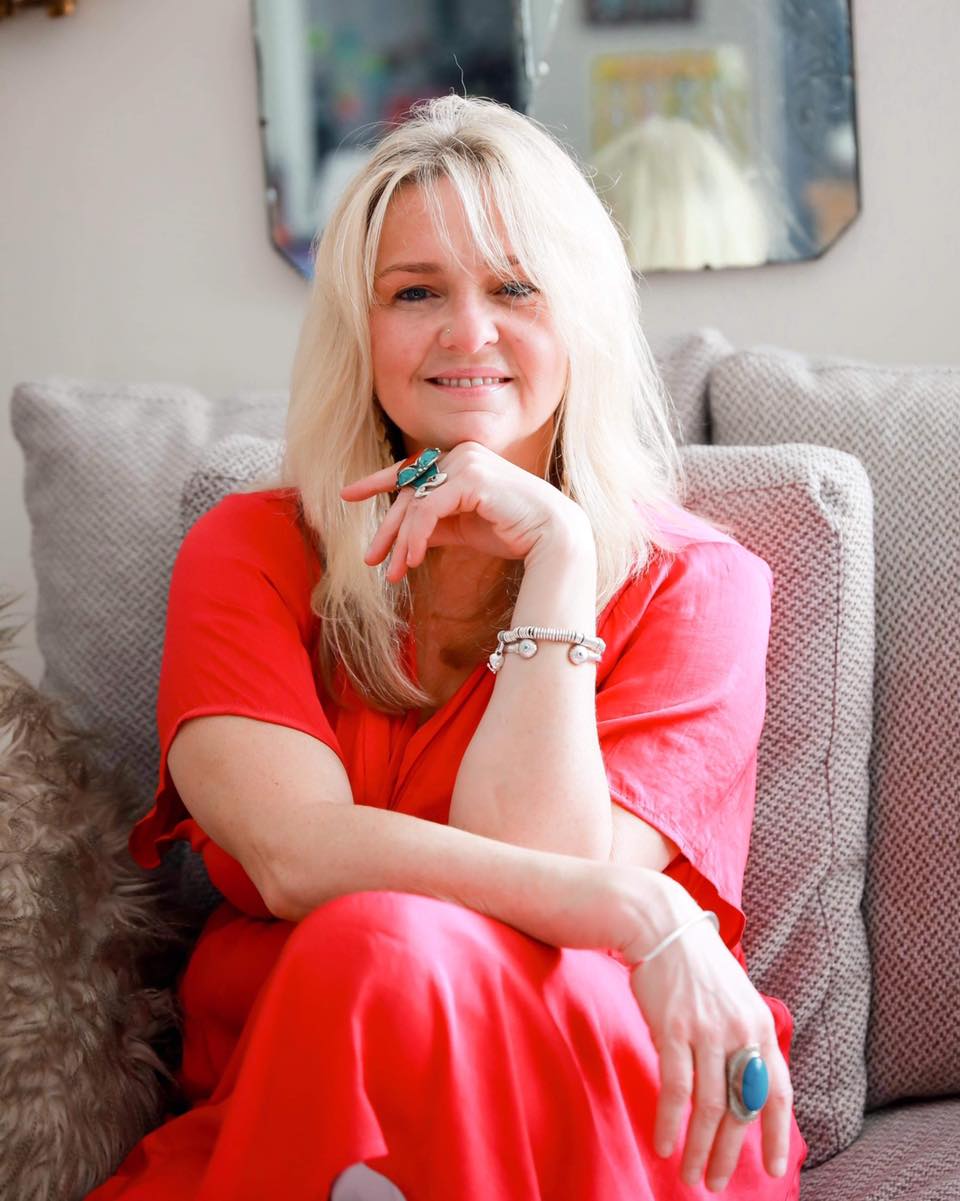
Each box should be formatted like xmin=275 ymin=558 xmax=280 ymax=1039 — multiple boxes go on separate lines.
xmin=585 ymin=0 xmax=695 ymax=23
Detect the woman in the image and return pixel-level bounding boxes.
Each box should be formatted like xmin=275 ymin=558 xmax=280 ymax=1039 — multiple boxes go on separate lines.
xmin=89 ymin=95 xmax=807 ymax=1199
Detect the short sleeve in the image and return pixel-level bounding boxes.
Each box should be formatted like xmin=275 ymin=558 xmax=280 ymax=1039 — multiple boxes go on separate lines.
xmin=596 ymin=534 xmax=773 ymax=949
xmin=128 ymin=490 xmax=343 ymax=900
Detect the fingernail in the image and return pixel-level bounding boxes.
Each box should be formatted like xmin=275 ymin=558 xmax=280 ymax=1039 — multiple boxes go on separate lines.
xmin=707 ymin=1176 xmax=728 ymax=1193
xmin=771 ymin=1157 xmax=787 ymax=1177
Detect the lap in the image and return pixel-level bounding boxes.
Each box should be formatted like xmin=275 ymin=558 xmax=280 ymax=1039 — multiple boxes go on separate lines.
xmin=178 ymin=890 xmax=647 ymax=1106
xmin=100 ymin=890 xmax=804 ymax=1199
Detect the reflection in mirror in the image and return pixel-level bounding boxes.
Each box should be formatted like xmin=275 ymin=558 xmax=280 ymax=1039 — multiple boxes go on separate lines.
xmin=252 ymin=0 xmax=858 ymax=278
xmin=527 ymin=0 xmax=859 ymax=271
xmin=252 ymin=0 xmax=526 ymax=277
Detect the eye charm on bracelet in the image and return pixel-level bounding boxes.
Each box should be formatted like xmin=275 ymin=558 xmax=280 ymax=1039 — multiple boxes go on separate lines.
xmin=487 ymin=626 xmax=605 ymax=674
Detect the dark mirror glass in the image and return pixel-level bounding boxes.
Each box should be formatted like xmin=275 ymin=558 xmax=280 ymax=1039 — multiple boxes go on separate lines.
xmin=252 ymin=0 xmax=859 ymax=278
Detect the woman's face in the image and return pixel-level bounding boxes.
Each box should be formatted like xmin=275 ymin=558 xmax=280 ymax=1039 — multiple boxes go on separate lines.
xmin=369 ymin=177 xmax=568 ymax=474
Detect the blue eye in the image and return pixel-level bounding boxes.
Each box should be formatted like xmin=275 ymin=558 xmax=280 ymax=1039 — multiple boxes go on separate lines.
xmin=501 ymin=280 xmax=538 ymax=297
xmin=393 ymin=281 xmax=538 ymax=303
xmin=395 ymin=286 xmax=433 ymax=302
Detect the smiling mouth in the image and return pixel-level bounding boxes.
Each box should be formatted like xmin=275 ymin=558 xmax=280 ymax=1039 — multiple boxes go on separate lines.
xmin=428 ymin=376 xmax=512 ymax=389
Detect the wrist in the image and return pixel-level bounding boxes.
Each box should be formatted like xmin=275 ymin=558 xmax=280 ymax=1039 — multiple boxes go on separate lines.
xmin=524 ymin=508 xmax=596 ymax=570
xmin=609 ymin=866 xmax=704 ymax=965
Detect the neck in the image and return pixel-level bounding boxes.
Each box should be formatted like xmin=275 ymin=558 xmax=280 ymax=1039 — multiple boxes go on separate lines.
xmin=411 ymin=548 xmax=510 ymax=621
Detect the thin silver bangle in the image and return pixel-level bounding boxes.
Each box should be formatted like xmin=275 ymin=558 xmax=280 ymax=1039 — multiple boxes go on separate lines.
xmin=628 ymin=910 xmax=720 ymax=970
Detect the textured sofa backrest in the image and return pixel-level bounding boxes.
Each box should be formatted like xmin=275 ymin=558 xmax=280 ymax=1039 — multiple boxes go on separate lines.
xmin=710 ymin=347 xmax=960 ymax=1112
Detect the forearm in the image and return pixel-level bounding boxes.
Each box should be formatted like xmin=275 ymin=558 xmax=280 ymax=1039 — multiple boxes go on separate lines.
xmin=449 ymin=520 xmax=613 ymax=859
xmin=269 ymin=801 xmax=694 ymax=959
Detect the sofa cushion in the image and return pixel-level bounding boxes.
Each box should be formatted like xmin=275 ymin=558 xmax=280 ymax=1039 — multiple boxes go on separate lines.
xmin=710 ymin=347 xmax=960 ymax=1111
xmin=798 ymin=1099 xmax=960 ymax=1201
xmin=180 ymin=434 xmax=284 ymax=538
xmin=681 ymin=443 xmax=875 ymax=1167
xmin=649 ymin=326 xmax=732 ymax=444
xmin=9 ymin=380 xmax=288 ymax=821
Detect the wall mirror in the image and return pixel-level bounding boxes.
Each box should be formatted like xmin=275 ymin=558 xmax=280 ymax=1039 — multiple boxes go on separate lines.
xmin=251 ymin=0 xmax=859 ymax=279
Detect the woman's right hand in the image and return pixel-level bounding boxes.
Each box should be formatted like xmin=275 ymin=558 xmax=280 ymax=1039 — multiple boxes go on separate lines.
xmin=611 ymin=869 xmax=794 ymax=1194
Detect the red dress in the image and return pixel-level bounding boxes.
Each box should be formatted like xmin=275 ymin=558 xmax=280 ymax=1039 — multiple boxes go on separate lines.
xmin=87 ymin=488 xmax=808 ymax=1200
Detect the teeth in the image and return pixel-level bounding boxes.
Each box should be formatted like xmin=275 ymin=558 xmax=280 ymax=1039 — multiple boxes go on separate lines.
xmin=434 ymin=376 xmax=507 ymax=388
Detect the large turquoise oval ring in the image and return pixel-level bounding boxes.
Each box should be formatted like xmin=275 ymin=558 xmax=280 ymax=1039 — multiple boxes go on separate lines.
xmin=726 ymin=1045 xmax=769 ymax=1123
xmin=396 ymin=447 xmax=442 ymax=492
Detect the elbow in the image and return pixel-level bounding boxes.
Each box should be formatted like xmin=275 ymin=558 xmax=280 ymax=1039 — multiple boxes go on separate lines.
xmin=256 ymin=852 xmax=309 ymax=923
xmin=263 ymin=880 xmax=301 ymax=923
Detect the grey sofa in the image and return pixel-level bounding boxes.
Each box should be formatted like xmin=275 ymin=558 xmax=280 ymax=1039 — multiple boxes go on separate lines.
xmin=6 ymin=329 xmax=959 ymax=1199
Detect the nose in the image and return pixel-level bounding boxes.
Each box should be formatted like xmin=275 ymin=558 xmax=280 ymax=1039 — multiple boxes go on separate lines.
xmin=438 ymin=290 xmax=499 ymax=354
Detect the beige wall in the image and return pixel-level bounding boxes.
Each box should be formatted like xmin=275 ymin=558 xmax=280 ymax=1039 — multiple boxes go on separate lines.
xmin=2 ymin=0 xmax=958 ymax=687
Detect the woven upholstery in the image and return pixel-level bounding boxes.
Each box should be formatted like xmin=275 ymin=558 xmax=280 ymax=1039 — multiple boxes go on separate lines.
xmin=180 ymin=434 xmax=284 ymax=538
xmin=710 ymin=348 xmax=960 ymax=1111
xmin=799 ymin=1099 xmax=960 ymax=1201
xmin=649 ymin=326 xmax=733 ymax=444
xmin=10 ymin=381 xmax=288 ymax=817
xmin=681 ymin=443 xmax=875 ymax=1167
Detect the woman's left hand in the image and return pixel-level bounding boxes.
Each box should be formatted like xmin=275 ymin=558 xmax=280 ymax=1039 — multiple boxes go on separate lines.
xmin=340 ymin=441 xmax=591 ymax=581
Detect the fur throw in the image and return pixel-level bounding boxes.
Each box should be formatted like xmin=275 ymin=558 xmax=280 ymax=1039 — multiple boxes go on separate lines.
xmin=0 ymin=599 xmax=191 ymax=1201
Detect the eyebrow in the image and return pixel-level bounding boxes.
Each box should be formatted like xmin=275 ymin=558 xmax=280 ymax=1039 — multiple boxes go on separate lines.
xmin=375 ymin=255 xmax=520 ymax=280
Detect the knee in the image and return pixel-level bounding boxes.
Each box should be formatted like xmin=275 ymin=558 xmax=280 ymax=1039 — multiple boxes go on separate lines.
xmin=282 ymin=889 xmax=471 ymax=981
xmin=293 ymin=889 xmax=463 ymax=954
xmin=274 ymin=892 xmax=470 ymax=1057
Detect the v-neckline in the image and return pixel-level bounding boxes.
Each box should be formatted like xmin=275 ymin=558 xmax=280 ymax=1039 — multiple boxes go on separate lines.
xmin=380 ymin=626 xmax=491 ymax=807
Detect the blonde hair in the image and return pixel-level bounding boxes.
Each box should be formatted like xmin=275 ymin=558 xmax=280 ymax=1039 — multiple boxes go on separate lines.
xmin=277 ymin=94 xmax=685 ymax=713
xmin=594 ymin=115 xmax=770 ymax=272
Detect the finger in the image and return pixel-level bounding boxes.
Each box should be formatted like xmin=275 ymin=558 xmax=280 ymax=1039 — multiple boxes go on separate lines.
xmin=385 ymin=525 xmax=412 ymax=583
xmin=759 ymin=1044 xmax=793 ymax=1180
xmin=680 ymin=1042 xmax=728 ymax=1189
xmin=400 ymin=492 xmax=447 ymax=569
xmin=652 ymin=1038 xmax=694 ymax=1161
xmin=703 ymin=1110 xmax=749 ymax=1194
xmin=341 ymin=460 xmax=408 ymax=501
xmin=364 ymin=489 xmax=413 ymax=565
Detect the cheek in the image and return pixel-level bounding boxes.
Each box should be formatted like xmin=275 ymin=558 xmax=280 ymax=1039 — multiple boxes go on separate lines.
xmin=514 ymin=315 xmax=563 ymax=366
xmin=522 ymin=329 xmax=568 ymax=393
xmin=370 ymin=318 xmax=420 ymax=388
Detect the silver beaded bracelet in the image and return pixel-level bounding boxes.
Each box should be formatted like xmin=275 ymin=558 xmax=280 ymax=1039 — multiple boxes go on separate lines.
xmin=486 ymin=625 xmax=606 ymax=674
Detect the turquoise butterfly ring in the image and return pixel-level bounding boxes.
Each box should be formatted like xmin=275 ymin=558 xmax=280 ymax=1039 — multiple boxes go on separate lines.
xmin=396 ymin=447 xmax=442 ymax=492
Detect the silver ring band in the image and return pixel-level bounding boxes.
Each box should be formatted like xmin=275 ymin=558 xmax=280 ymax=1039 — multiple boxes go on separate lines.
xmin=726 ymin=1044 xmax=768 ymax=1123
xmin=412 ymin=471 xmax=448 ymax=499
